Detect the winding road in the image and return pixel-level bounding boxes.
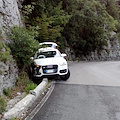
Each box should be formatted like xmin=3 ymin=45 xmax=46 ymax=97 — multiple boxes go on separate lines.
xmin=31 ymin=61 xmax=120 ymax=120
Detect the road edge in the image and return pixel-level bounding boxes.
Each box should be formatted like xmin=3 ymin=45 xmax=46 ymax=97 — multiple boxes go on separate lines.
xmin=24 ymin=81 xmax=55 ymax=120
xmin=2 ymin=78 xmax=49 ymax=120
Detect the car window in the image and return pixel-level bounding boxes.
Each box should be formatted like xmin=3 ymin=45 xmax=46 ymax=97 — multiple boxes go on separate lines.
xmin=40 ymin=44 xmax=52 ymax=48
xmin=35 ymin=51 xmax=59 ymax=59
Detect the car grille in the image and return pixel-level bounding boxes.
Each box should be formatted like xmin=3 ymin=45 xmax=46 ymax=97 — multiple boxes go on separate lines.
xmin=42 ymin=65 xmax=58 ymax=74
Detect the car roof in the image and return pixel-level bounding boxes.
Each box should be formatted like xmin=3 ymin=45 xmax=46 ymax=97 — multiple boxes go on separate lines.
xmin=39 ymin=42 xmax=58 ymax=46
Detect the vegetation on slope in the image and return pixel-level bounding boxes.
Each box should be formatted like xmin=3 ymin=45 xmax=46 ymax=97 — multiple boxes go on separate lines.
xmin=21 ymin=0 xmax=120 ymax=57
xmin=9 ymin=26 xmax=39 ymax=69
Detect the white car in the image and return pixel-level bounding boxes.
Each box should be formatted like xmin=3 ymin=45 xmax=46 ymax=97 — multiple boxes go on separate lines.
xmin=39 ymin=42 xmax=58 ymax=49
xmin=31 ymin=47 xmax=70 ymax=81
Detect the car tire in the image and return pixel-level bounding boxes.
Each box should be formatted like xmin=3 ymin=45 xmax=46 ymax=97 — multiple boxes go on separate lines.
xmin=60 ymin=69 xmax=70 ymax=81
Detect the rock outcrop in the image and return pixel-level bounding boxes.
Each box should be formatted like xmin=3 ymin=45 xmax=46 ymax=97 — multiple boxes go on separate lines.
xmin=0 ymin=0 xmax=24 ymax=95
xmin=82 ymin=32 xmax=120 ymax=61
xmin=65 ymin=33 xmax=120 ymax=61
xmin=0 ymin=61 xmax=18 ymax=95
xmin=0 ymin=0 xmax=23 ymax=30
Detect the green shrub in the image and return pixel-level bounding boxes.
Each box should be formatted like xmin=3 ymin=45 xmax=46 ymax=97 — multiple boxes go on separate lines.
xmin=25 ymin=82 xmax=37 ymax=94
xmin=16 ymin=71 xmax=31 ymax=92
xmin=15 ymin=71 xmax=37 ymax=94
xmin=117 ymin=32 xmax=120 ymax=44
xmin=9 ymin=26 xmax=39 ymax=69
xmin=10 ymin=118 xmax=20 ymax=120
xmin=0 ymin=41 xmax=11 ymax=62
xmin=3 ymin=88 xmax=12 ymax=99
xmin=62 ymin=0 xmax=118 ymax=56
xmin=0 ymin=97 xmax=6 ymax=114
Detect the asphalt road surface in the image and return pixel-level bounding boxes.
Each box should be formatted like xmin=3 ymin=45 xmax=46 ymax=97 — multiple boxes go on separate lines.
xmin=31 ymin=61 xmax=120 ymax=120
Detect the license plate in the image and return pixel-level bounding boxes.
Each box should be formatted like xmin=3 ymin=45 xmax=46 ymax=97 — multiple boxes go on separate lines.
xmin=47 ymin=65 xmax=53 ymax=68
xmin=46 ymin=69 xmax=54 ymax=73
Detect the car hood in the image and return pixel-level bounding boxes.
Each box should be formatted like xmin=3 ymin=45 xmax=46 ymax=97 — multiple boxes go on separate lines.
xmin=34 ymin=57 xmax=67 ymax=66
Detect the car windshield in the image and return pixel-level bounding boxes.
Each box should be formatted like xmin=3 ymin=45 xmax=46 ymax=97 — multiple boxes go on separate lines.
xmin=35 ymin=51 xmax=57 ymax=59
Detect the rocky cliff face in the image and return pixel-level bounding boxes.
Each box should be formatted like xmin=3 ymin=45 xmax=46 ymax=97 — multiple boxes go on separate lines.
xmin=0 ymin=0 xmax=24 ymax=95
xmin=65 ymin=33 xmax=120 ymax=61
xmin=83 ymin=39 xmax=120 ymax=61
xmin=0 ymin=61 xmax=18 ymax=95
xmin=0 ymin=0 xmax=23 ymax=38
xmin=81 ymin=32 xmax=120 ymax=61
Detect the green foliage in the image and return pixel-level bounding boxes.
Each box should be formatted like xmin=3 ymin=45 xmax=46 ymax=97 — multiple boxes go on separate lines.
xmin=0 ymin=41 xmax=11 ymax=62
xmin=117 ymin=32 xmax=120 ymax=44
xmin=15 ymin=71 xmax=37 ymax=94
xmin=22 ymin=1 xmax=71 ymax=42
xmin=34 ymin=14 xmax=63 ymax=41
xmin=63 ymin=0 xmax=118 ymax=56
xmin=22 ymin=4 xmax=34 ymax=19
xmin=25 ymin=82 xmax=37 ymax=94
xmin=3 ymin=88 xmax=12 ymax=99
xmin=16 ymin=71 xmax=30 ymax=89
xmin=10 ymin=118 xmax=20 ymax=120
xmin=60 ymin=0 xmax=80 ymax=14
xmin=0 ymin=97 xmax=6 ymax=114
xmin=21 ymin=0 xmax=120 ymax=58
xmin=9 ymin=26 xmax=39 ymax=69
xmin=99 ymin=0 xmax=120 ymax=21
xmin=15 ymin=71 xmax=37 ymax=92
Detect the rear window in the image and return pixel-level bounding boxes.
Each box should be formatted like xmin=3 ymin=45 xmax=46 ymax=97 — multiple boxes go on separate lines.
xmin=40 ymin=44 xmax=52 ymax=48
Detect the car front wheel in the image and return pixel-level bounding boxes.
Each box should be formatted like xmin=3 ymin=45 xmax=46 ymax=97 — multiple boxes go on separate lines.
xmin=60 ymin=69 xmax=70 ymax=81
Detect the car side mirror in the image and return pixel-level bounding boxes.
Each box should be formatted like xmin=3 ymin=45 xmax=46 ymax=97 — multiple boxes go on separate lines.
xmin=61 ymin=53 xmax=67 ymax=57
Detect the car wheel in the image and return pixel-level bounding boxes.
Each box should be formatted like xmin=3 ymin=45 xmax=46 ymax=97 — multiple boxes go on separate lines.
xmin=60 ymin=69 xmax=70 ymax=81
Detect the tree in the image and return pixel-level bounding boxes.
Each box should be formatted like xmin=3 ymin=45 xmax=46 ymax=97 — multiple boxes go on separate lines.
xmin=62 ymin=0 xmax=118 ymax=56
xmin=99 ymin=0 xmax=120 ymax=21
xmin=22 ymin=1 xmax=70 ymax=42
xmin=21 ymin=0 xmax=119 ymax=57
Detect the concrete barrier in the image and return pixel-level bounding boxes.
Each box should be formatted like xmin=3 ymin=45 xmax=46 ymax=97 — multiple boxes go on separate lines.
xmin=3 ymin=78 xmax=48 ymax=120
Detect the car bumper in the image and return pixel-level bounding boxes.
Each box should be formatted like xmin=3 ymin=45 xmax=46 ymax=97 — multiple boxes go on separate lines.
xmin=33 ymin=64 xmax=68 ymax=78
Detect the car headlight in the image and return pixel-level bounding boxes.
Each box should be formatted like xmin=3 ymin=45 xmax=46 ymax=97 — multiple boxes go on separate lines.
xmin=36 ymin=65 xmax=40 ymax=67
xmin=59 ymin=62 xmax=67 ymax=66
